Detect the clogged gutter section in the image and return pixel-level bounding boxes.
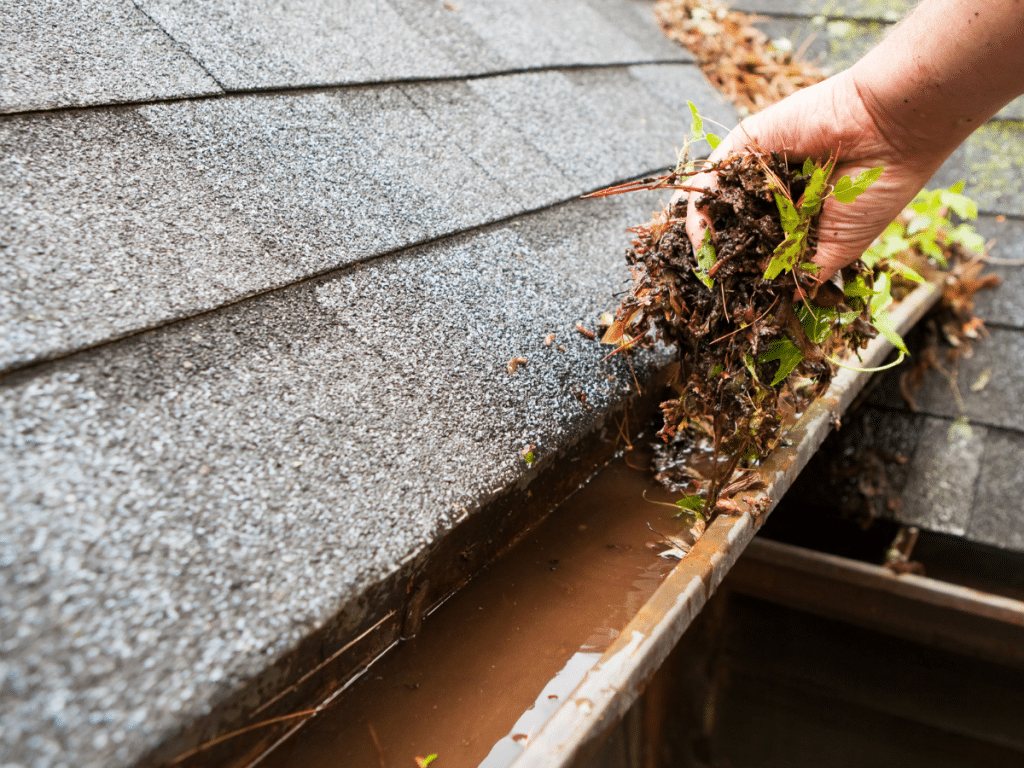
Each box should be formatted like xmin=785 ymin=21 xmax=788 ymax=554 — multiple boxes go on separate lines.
xmin=513 ymin=278 xmax=939 ymax=768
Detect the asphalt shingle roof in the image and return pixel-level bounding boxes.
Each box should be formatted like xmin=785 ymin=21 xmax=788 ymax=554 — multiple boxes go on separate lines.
xmin=0 ymin=0 xmax=221 ymax=114
xmin=5 ymin=1 xmax=1024 ymax=766
xmin=1 ymin=2 xmax=732 ymax=767
xmin=1 ymin=63 xmax=730 ymax=374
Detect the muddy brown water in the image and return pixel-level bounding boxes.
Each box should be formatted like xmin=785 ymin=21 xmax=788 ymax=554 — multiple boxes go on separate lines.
xmin=256 ymin=450 xmax=683 ymax=768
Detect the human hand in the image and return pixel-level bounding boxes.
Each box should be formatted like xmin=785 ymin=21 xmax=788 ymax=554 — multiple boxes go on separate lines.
xmin=680 ymin=70 xmax=946 ymax=282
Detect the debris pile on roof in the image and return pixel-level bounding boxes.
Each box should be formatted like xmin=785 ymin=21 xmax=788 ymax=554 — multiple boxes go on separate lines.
xmin=655 ymin=0 xmax=824 ymax=116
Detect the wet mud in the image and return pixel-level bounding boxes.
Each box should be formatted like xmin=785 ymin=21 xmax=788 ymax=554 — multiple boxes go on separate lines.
xmin=256 ymin=449 xmax=683 ymax=768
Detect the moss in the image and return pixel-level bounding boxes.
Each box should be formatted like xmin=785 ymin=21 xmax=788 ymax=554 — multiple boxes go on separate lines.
xmin=820 ymin=0 xmax=914 ymax=21
xmin=995 ymin=95 xmax=1024 ymax=122
xmin=962 ymin=122 xmax=1024 ymax=215
xmin=824 ymin=19 xmax=886 ymax=69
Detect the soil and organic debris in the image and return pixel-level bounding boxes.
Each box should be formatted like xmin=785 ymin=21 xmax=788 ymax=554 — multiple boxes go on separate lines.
xmin=899 ymin=254 xmax=1002 ymax=411
xmin=592 ymin=145 xmax=883 ymax=517
xmin=655 ymin=0 xmax=824 ymax=117
xmin=834 ymin=447 xmax=907 ymax=529
xmin=623 ymin=0 xmax=1001 ymax=523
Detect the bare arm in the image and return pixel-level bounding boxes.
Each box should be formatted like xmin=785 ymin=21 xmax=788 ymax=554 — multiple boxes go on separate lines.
xmin=685 ymin=0 xmax=1024 ymax=279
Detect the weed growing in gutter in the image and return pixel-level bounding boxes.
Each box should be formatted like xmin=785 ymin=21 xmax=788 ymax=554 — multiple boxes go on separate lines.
xmin=588 ymin=107 xmax=988 ymax=520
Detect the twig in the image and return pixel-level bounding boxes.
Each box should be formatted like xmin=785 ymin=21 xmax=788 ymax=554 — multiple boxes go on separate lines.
xmin=368 ymin=723 xmax=387 ymax=768
xmin=709 ymin=296 xmax=779 ymax=344
xmin=169 ymin=709 xmax=321 ymax=764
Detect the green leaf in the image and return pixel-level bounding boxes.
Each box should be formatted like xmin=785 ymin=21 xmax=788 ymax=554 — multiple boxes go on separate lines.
xmin=940 ymin=187 xmax=978 ymax=219
xmin=887 ymin=259 xmax=926 ymax=284
xmin=760 ymin=338 xmax=805 ymax=385
xmin=917 ymin=236 xmax=947 ymax=265
xmin=948 ymin=223 xmax=986 ymax=254
xmin=843 ymin=276 xmax=874 ymax=298
xmin=711 ymin=363 xmax=725 ymax=376
xmin=881 ymin=220 xmax=907 ymax=240
xmin=868 ymin=272 xmax=909 ymax=355
xmin=855 ymin=165 xmax=885 ymax=187
xmin=802 ymin=157 xmax=815 ymax=176
xmin=833 ymin=166 xmax=884 ymax=204
xmin=832 ymin=175 xmax=853 ymax=200
xmin=801 ymin=166 xmax=830 ymax=214
xmin=869 ymin=271 xmax=893 ymax=314
xmin=912 ymin=188 xmax=943 ymax=217
xmin=906 ymin=214 xmax=935 ymax=237
xmin=797 ymin=303 xmax=835 ymax=345
xmin=774 ymin=192 xmax=800 ymax=234
xmin=837 ymin=308 xmax=861 ymax=327
xmin=871 ymin=308 xmax=909 ymax=356
xmin=949 ymin=180 xmax=966 ymax=194
xmin=706 ymin=132 xmax=722 ymax=149
xmin=861 ymin=249 xmax=882 ymax=270
xmin=688 ymin=101 xmax=703 ymax=139
xmin=693 ymin=228 xmax=716 ymax=289
xmin=764 ymin=235 xmax=804 ymax=280
xmin=676 ymin=495 xmax=707 ymax=520
xmin=872 ymin=230 xmax=911 ymax=260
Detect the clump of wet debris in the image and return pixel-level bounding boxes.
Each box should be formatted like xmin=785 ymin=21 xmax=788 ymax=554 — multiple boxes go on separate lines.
xmin=592 ymin=149 xmax=879 ymax=515
xmin=641 ymin=0 xmax=1001 ymax=532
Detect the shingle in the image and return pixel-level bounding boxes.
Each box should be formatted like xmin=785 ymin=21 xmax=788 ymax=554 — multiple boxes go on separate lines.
xmin=0 ymin=87 xmax=512 ymax=373
xmin=135 ymin=0 xmax=689 ymax=92
xmin=970 ymin=430 xmax=1024 ymax=550
xmin=467 ymin=65 xmax=727 ymax=192
xmin=583 ymin=0 xmax=694 ymax=61
xmin=442 ymin=0 xmax=678 ymax=70
xmin=0 ymin=190 xmax=669 ymax=768
xmin=399 ymin=81 xmax=579 ymax=209
xmin=0 ymin=0 xmax=221 ymax=114
xmin=731 ymin=0 xmax=913 ymax=21
xmin=134 ymin=0 xmax=457 ymax=90
xmin=1 ymin=65 xmax=718 ymax=374
xmin=896 ymin=416 xmax=986 ymax=536
xmin=1 ymin=107 xmax=269 ymax=373
xmin=626 ymin=63 xmax=736 ymax=146
xmin=868 ymin=328 xmax=1024 ymax=433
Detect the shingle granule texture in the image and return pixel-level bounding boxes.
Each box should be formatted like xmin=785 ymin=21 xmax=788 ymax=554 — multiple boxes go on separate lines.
xmin=0 ymin=0 xmax=221 ymax=113
xmin=1 ymin=191 xmax=673 ymax=768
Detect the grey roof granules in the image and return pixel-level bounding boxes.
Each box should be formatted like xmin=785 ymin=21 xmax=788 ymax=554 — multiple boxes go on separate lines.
xmin=0 ymin=191 xmax=671 ymax=768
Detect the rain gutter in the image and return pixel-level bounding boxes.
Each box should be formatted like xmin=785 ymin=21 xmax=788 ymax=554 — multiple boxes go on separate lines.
xmin=510 ymin=279 xmax=941 ymax=768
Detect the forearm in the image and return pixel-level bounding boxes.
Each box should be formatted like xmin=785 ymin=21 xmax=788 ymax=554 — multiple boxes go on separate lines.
xmin=851 ymin=0 xmax=1024 ymax=159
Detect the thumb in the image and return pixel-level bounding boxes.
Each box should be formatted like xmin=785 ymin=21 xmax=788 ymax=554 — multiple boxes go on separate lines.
xmin=683 ymin=128 xmax=749 ymax=254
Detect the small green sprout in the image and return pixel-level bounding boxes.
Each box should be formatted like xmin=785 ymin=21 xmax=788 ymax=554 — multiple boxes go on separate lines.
xmin=864 ymin=181 xmax=986 ymax=272
xmin=688 ymin=101 xmax=722 ymax=151
xmin=415 ymin=754 xmax=439 ymax=768
xmin=520 ymin=444 xmax=535 ymax=467
xmin=764 ymin=160 xmax=884 ymax=280
xmin=694 ymin=229 xmax=717 ymax=289
xmin=675 ymin=494 xmax=707 ymax=521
